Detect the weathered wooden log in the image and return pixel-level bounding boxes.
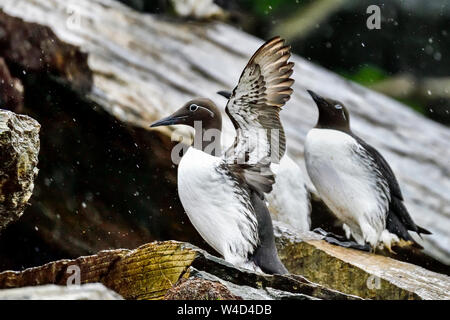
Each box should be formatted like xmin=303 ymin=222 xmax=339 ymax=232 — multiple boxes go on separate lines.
xmin=0 ymin=109 xmax=40 ymax=232
xmin=0 ymin=238 xmax=448 ymax=300
xmin=0 ymin=0 xmax=448 ymax=265
xmin=274 ymin=225 xmax=450 ymax=300
xmin=0 ymin=240 xmax=360 ymax=300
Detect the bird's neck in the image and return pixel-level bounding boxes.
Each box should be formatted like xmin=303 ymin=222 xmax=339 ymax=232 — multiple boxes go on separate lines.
xmin=192 ymin=119 xmax=222 ymax=157
xmin=316 ymin=119 xmax=351 ymax=134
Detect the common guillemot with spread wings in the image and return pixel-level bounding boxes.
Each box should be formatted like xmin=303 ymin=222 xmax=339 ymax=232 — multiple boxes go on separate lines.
xmin=215 ymin=97 xmax=311 ymax=232
xmin=151 ymin=37 xmax=294 ymax=274
xmin=304 ymin=90 xmax=431 ymax=252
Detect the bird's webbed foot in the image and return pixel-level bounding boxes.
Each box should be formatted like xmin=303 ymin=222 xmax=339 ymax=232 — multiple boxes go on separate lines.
xmin=313 ymin=227 xmax=348 ymax=241
xmin=313 ymin=228 xmax=371 ymax=252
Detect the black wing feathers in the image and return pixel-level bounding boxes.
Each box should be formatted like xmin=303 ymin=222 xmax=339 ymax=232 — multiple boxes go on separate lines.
xmin=353 ymin=135 xmax=431 ymax=237
xmin=224 ymin=36 xmax=295 ymax=196
xmin=227 ymin=162 xmax=275 ymax=199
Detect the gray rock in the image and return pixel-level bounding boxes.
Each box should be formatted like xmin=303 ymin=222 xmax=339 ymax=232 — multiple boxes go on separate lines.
xmin=0 ymin=283 xmax=123 ymax=300
xmin=0 ymin=109 xmax=39 ymax=232
xmin=189 ymin=268 xmax=319 ymax=300
xmin=164 ymin=277 xmax=242 ymax=300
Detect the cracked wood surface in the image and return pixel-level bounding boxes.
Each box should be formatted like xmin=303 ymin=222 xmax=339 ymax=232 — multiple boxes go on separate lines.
xmin=275 ymin=226 xmax=450 ymax=300
xmin=0 ymin=241 xmax=197 ymax=300
xmin=0 ymin=240 xmax=360 ymax=300
xmin=0 ymin=238 xmax=449 ymax=300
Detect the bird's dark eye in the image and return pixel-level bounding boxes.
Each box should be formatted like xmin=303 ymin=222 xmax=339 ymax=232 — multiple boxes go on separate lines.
xmin=189 ymin=104 xmax=199 ymax=112
xmin=335 ymin=104 xmax=343 ymax=110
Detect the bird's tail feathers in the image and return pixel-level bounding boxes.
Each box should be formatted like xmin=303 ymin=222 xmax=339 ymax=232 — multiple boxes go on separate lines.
xmin=416 ymin=225 xmax=432 ymax=235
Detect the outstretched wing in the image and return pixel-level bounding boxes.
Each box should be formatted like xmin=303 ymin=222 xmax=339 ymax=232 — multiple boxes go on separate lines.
xmin=224 ymin=36 xmax=294 ymax=166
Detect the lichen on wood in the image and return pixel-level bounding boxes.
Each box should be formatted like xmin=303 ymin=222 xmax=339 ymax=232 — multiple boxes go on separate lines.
xmin=0 ymin=240 xmax=357 ymax=300
xmin=274 ymin=225 xmax=450 ymax=300
xmin=0 ymin=241 xmax=198 ymax=300
xmin=2 ymin=239 xmax=448 ymax=300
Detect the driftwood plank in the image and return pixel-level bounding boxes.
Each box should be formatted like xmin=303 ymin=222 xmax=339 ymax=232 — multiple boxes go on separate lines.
xmin=0 ymin=241 xmax=196 ymax=300
xmin=275 ymin=226 xmax=450 ymax=300
xmin=0 ymin=238 xmax=448 ymax=300
xmin=0 ymin=240 xmax=358 ymax=300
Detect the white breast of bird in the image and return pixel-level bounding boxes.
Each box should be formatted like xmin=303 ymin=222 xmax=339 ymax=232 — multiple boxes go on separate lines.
xmin=177 ymin=147 xmax=260 ymax=268
xmin=304 ymin=128 xmax=388 ymax=245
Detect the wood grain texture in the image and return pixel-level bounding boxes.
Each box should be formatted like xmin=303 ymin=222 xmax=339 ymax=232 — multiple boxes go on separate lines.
xmin=0 ymin=238 xmax=448 ymax=300
xmin=0 ymin=241 xmax=197 ymax=300
xmin=274 ymin=225 xmax=450 ymax=300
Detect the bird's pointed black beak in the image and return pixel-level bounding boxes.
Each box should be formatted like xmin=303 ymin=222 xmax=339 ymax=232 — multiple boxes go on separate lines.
xmin=307 ymin=90 xmax=324 ymax=104
xmin=307 ymin=90 xmax=328 ymax=109
xmin=150 ymin=114 xmax=187 ymax=128
xmin=217 ymin=90 xmax=232 ymax=100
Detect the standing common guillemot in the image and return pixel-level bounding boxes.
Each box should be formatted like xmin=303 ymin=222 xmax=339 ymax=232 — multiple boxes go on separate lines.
xmin=150 ymin=37 xmax=294 ymax=274
xmin=215 ymin=91 xmax=311 ymax=232
xmin=304 ymin=90 xmax=431 ymax=252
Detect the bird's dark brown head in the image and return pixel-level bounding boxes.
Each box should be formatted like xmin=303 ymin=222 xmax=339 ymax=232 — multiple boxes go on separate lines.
xmin=150 ymin=98 xmax=223 ymax=155
xmin=307 ymin=90 xmax=350 ymax=132
xmin=150 ymin=98 xmax=222 ymax=131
